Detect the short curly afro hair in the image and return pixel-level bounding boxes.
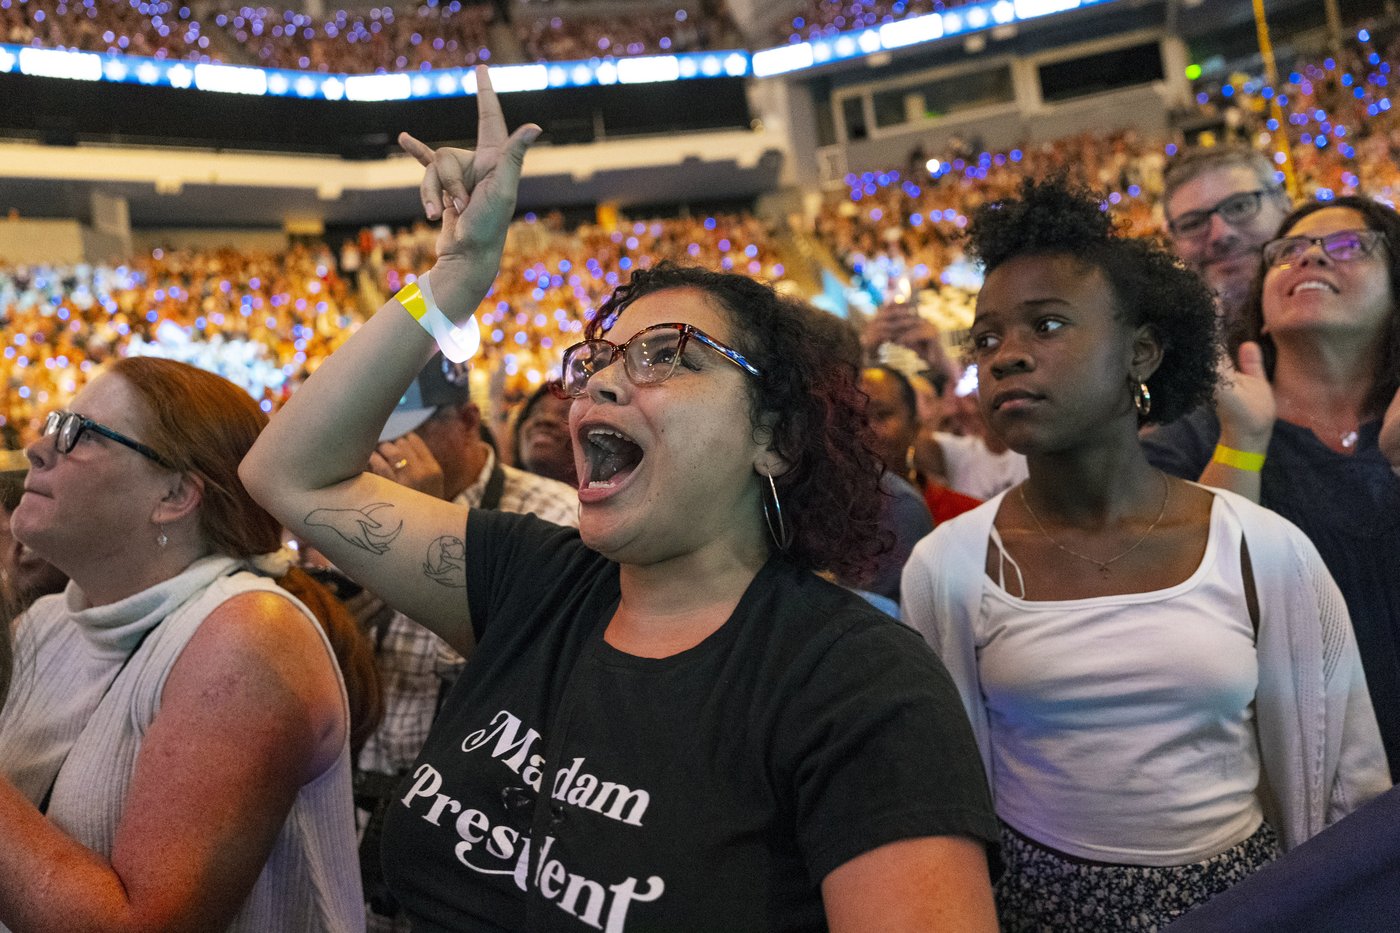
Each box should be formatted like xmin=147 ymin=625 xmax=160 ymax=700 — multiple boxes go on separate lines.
xmin=965 ymin=176 xmax=1220 ymax=425
xmin=586 ymin=262 xmax=886 ymax=582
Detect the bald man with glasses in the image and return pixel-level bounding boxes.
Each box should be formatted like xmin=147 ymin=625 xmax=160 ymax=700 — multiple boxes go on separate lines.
xmin=1163 ymin=146 xmax=1293 ymax=324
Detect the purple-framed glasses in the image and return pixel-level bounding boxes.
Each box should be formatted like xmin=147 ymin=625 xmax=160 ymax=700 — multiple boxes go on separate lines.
xmin=1262 ymin=229 xmax=1387 ymax=268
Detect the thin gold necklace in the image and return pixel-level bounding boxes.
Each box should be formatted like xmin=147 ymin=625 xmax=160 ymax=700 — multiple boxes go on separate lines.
xmin=1018 ymin=473 xmax=1171 ymax=576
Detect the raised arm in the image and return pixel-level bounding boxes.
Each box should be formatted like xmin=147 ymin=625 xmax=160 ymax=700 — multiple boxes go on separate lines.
xmin=241 ymin=67 xmax=540 ymax=655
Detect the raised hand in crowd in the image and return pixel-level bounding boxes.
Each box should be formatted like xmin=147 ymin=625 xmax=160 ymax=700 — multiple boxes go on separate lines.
xmin=1201 ymin=340 xmax=1277 ymax=501
xmin=369 ymin=433 xmax=446 ymax=501
xmin=862 ymin=300 xmax=955 ymax=378
xmin=243 ymin=64 xmax=540 ymax=662
xmin=1382 ymin=386 xmax=1400 ymax=478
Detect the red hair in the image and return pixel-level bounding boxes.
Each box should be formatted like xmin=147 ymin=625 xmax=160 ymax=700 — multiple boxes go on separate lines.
xmin=112 ymin=357 xmax=382 ymax=754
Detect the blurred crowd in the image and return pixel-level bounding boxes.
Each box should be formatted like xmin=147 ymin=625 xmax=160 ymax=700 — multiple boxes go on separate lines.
xmin=1 ymin=0 xmax=218 ymax=61
xmin=520 ymin=3 xmax=710 ymax=61
xmin=5 ymin=26 xmax=1400 ymax=442
xmin=0 ymin=244 xmax=359 ymax=447
xmin=1 ymin=0 xmax=734 ymax=70
xmin=0 ymin=212 xmax=785 ymax=447
xmin=3 ymin=0 xmax=1021 ymax=71
xmin=216 ymin=1 xmax=494 ymax=73
xmin=1187 ymin=21 xmax=1400 ymax=199
xmin=769 ymin=0 xmax=973 ymax=46
xmin=823 ymin=23 xmax=1400 ymax=323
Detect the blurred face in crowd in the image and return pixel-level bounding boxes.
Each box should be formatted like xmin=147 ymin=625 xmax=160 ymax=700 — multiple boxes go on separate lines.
xmin=568 ymin=287 xmax=771 ymax=567
xmin=1261 ymin=206 xmax=1393 ymax=346
xmin=1165 ymin=165 xmax=1290 ymax=317
xmin=860 ymin=368 xmax=918 ymax=476
xmin=908 ymin=372 xmax=944 ymax=434
xmin=518 ymin=392 xmax=576 ymax=486
xmin=0 ymin=504 xmax=68 ymax=607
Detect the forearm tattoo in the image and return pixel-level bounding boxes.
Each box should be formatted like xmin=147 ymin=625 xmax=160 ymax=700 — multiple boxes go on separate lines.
xmin=305 ymin=503 xmax=403 ymax=555
xmin=423 ymin=536 xmax=467 ymax=588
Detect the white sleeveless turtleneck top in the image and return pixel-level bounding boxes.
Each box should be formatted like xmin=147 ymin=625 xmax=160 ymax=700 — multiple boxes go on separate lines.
xmin=0 ymin=554 xmax=365 ymax=932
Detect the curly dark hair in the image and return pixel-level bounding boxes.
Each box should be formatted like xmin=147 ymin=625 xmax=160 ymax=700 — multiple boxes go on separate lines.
xmin=1236 ymin=195 xmax=1400 ymax=419
xmin=586 ymin=262 xmax=885 ymax=581
xmin=965 ymin=176 xmax=1220 ymax=425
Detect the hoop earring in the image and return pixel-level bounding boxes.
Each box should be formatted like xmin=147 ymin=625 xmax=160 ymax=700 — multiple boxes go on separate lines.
xmin=1132 ymin=380 xmax=1152 ymax=419
xmin=761 ymin=472 xmax=793 ymax=551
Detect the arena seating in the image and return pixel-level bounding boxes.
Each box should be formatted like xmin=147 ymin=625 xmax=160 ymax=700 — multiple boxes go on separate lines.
xmin=0 ymin=0 xmax=732 ymax=71
xmin=4 ymin=29 xmax=1399 ymax=442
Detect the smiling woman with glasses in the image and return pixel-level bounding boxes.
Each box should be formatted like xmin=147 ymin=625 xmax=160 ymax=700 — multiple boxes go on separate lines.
xmin=242 ymin=68 xmax=1000 ymax=933
xmin=1145 ymin=193 xmax=1400 ymax=782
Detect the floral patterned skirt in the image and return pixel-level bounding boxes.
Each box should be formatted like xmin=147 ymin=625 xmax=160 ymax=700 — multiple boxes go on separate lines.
xmin=994 ymin=820 xmax=1282 ymax=932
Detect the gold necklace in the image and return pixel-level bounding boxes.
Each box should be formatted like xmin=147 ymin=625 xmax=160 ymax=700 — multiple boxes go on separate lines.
xmin=1018 ymin=473 xmax=1171 ymax=576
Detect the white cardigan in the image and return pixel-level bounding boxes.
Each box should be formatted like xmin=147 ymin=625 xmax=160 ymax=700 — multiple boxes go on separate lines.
xmin=901 ymin=487 xmax=1391 ymax=853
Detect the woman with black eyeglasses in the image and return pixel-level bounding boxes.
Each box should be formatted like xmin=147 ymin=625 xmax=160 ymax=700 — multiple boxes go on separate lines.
xmin=1145 ymin=196 xmax=1400 ymax=780
xmin=242 ymin=69 xmax=999 ymax=932
xmin=0 ymin=357 xmax=372 ymax=931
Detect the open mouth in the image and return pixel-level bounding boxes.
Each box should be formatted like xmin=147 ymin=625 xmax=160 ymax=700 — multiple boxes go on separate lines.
xmin=582 ymin=427 xmax=644 ymax=489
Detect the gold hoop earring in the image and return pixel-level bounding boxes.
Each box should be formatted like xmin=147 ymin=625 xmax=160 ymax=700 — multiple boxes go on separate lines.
xmin=761 ymin=472 xmax=793 ymax=551
xmin=1132 ymin=380 xmax=1152 ymax=419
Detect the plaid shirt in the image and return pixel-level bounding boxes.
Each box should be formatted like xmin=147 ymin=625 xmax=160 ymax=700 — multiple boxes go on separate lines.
xmin=357 ymin=450 xmax=578 ymax=779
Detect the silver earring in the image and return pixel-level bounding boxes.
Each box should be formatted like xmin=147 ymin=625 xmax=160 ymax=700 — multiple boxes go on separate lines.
xmin=761 ymin=472 xmax=793 ymax=551
xmin=157 ymin=527 xmax=168 ymax=549
xmin=1132 ymin=380 xmax=1152 ymax=418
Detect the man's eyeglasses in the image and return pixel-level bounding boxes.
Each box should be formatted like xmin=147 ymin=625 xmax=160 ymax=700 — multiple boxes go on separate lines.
xmin=1262 ymin=229 xmax=1387 ymax=269
xmin=43 ymin=411 xmax=171 ymax=467
xmin=552 ymin=322 xmax=762 ymax=399
xmin=1168 ymin=189 xmax=1278 ymax=239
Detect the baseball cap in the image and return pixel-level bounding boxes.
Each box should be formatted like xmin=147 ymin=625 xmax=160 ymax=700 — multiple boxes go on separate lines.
xmin=378 ymin=354 xmax=474 ymax=442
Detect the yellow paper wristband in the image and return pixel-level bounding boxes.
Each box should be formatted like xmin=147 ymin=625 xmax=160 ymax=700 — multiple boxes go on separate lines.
xmin=396 ymin=280 xmax=430 ymax=321
xmin=1212 ymin=444 xmax=1266 ymax=472
xmin=393 ymin=273 xmax=479 ymax=364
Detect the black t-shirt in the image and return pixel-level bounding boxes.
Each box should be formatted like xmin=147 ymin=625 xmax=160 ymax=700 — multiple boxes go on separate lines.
xmin=380 ymin=509 xmax=997 ymax=933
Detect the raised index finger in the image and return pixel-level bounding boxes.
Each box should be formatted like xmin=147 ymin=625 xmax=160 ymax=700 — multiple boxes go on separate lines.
xmin=473 ymin=64 xmax=508 ymax=152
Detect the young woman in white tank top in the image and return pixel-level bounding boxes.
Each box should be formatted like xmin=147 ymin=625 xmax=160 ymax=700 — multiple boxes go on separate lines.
xmin=902 ymin=177 xmax=1388 ymax=931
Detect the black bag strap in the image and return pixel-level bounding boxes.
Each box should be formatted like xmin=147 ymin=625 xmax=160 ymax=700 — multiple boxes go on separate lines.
xmin=479 ymin=458 xmax=507 ymax=512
